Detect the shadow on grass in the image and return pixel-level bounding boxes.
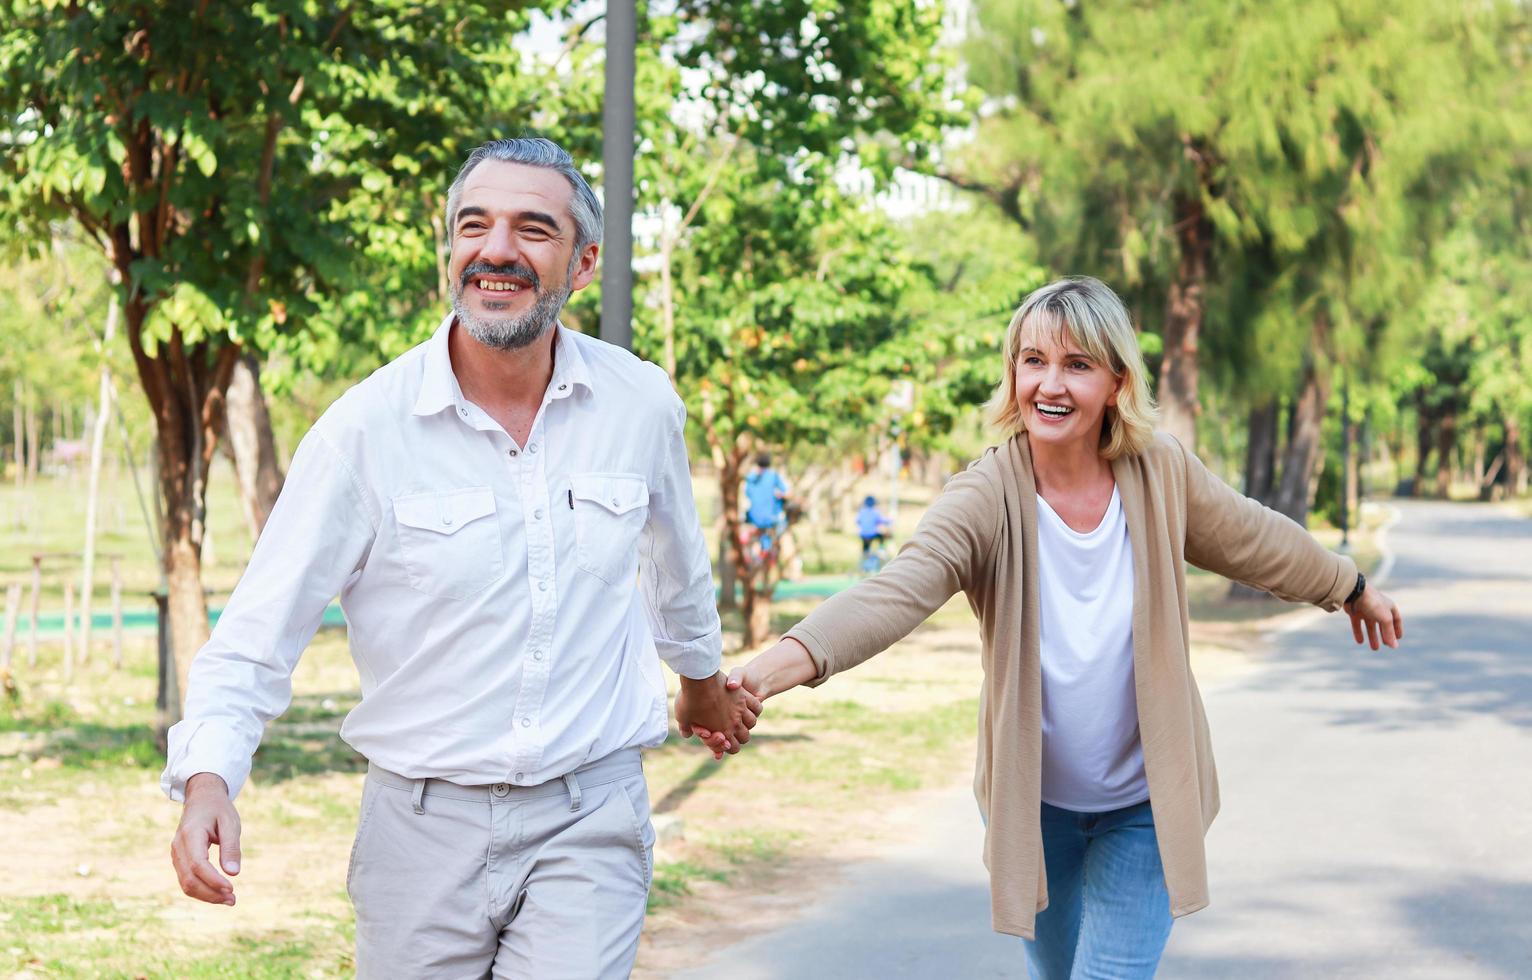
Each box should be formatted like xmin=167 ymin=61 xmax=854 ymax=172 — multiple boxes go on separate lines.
xmin=0 ymin=702 xmax=163 ymax=772
xmin=271 ymin=690 xmax=361 ymax=726
xmin=0 ymin=697 xmax=366 ymax=785
xmin=652 ymin=732 xmax=811 ymax=815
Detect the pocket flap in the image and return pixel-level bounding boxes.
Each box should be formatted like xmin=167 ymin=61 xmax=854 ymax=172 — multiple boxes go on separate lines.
xmin=392 ymin=487 xmax=497 ymax=535
xmin=570 ymin=473 xmax=649 ymax=515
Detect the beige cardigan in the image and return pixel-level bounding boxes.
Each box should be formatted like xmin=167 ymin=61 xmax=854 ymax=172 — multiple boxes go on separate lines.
xmin=783 ymin=433 xmax=1356 ymax=939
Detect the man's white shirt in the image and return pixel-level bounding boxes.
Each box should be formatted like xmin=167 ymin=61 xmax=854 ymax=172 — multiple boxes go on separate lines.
xmin=161 ymin=317 xmax=722 ymax=801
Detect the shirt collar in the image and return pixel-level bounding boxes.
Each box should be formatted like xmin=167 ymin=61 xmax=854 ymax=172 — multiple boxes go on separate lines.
xmin=411 ymin=315 xmax=594 ymax=418
xmin=411 ymin=314 xmax=462 ymax=417
xmin=548 ymin=325 xmax=593 ymax=400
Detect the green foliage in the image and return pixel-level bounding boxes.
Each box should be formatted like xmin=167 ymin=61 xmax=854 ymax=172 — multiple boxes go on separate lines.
xmin=889 ymin=206 xmax=1047 ymax=455
xmin=959 ymin=0 xmax=1527 ymax=416
xmin=647 ymin=158 xmax=931 ymax=457
xmin=0 ymin=0 xmax=565 ymax=378
xmin=669 ymin=0 xmax=957 ymax=178
xmin=631 ymin=2 xmax=961 ymax=469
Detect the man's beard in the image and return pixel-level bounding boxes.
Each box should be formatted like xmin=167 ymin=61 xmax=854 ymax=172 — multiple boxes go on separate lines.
xmin=452 ymin=260 xmax=572 ymax=351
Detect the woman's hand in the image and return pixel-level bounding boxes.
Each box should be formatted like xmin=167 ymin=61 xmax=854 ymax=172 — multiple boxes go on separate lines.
xmin=725 ymin=637 xmax=818 ymax=702
xmin=689 ymin=638 xmax=818 ymax=759
xmin=1346 ymin=584 xmax=1404 ymax=650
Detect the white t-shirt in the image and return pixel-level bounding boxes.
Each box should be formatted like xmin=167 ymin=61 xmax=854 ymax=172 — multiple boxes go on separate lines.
xmin=1036 ymin=486 xmax=1149 ymax=812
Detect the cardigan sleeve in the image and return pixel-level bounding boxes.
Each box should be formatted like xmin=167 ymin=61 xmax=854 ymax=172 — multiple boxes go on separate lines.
xmin=1176 ymin=437 xmax=1357 ymax=610
xmin=784 ymin=462 xmax=1003 ymax=686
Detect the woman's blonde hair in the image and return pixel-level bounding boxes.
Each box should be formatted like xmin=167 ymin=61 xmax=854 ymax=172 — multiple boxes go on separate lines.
xmin=985 ymin=276 xmax=1159 ymax=459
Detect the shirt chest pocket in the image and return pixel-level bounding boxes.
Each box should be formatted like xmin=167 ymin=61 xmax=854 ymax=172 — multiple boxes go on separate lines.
xmin=391 ymin=487 xmax=504 ymax=600
xmin=570 ymin=473 xmax=649 ymax=586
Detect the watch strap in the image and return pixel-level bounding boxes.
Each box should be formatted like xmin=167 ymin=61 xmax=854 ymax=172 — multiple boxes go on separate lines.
xmin=1344 ymin=571 xmax=1366 ymax=607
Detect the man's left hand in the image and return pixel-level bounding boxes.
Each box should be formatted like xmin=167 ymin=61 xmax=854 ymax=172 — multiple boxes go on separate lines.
xmin=675 ymin=671 xmax=763 ymax=759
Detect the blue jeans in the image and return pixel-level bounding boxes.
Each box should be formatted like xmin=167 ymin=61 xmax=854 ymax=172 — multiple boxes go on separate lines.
xmin=1024 ymin=800 xmax=1174 ymax=980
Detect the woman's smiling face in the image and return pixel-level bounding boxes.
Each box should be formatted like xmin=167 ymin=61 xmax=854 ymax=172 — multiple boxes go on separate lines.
xmin=1011 ymin=324 xmax=1123 ymax=453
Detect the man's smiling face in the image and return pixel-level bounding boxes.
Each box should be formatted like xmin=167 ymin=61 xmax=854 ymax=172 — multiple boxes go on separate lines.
xmin=447 ymin=160 xmax=599 ymax=351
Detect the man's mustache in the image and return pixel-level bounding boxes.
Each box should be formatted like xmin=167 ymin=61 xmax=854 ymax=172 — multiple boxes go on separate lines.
xmin=460 ymin=261 xmax=540 ymax=293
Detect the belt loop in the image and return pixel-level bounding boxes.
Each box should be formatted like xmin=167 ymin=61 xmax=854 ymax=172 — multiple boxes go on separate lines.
xmin=562 ymin=772 xmax=582 ymax=812
xmin=411 ymin=778 xmax=427 ymax=815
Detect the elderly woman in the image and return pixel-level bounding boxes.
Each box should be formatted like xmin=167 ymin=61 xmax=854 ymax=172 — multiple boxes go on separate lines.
xmin=701 ymin=277 xmax=1403 ymax=977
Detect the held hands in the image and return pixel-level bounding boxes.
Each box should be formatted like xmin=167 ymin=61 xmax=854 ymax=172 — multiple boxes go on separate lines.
xmin=171 ymin=772 xmax=242 ymax=906
xmin=687 ymin=638 xmax=819 ymax=760
xmin=675 ymin=670 xmax=764 ymax=759
xmin=1346 ymin=583 xmax=1404 ymax=650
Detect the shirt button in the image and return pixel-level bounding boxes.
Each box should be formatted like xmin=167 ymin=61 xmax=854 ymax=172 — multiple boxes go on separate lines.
xmin=529 ymin=444 xmax=539 ymax=454
xmin=515 ymin=772 xmax=525 ymax=782
xmin=509 ymin=449 xmax=518 ymax=457
xmin=533 ymin=508 xmax=543 ymax=521
xmin=538 ymin=580 xmax=548 ymax=591
xmin=610 ymin=497 xmax=620 ymax=507
xmin=442 ymin=515 xmax=453 ymax=526
xmin=558 ymin=383 xmax=568 ymax=391
xmin=521 ymin=717 xmax=531 ymax=728
xmin=533 ymin=651 xmax=543 ymax=661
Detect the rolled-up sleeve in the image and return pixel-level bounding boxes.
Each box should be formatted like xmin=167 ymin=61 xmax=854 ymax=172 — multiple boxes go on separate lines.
xmin=638 ymin=395 xmax=722 ymax=680
xmin=160 ymin=429 xmax=377 ymax=802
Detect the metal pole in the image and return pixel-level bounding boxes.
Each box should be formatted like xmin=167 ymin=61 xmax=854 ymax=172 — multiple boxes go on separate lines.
xmin=1340 ymin=373 xmax=1351 ymax=552
xmin=600 ymin=0 xmax=636 ymax=351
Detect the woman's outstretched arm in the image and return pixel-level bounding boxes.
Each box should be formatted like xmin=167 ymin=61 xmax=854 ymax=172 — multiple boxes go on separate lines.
xmin=688 ymin=461 xmax=1005 ymax=756
xmin=1177 ymin=437 xmax=1403 ymax=649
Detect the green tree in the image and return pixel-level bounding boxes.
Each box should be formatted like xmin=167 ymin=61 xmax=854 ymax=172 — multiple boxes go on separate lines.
xmin=0 ymin=1 xmax=557 ymax=724
xmin=630 ymin=1 xmax=956 ymax=645
xmin=955 ymin=0 xmax=1518 ymax=480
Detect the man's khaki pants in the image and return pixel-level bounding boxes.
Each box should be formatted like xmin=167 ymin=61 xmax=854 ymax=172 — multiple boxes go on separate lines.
xmin=347 ymin=750 xmax=653 ymax=979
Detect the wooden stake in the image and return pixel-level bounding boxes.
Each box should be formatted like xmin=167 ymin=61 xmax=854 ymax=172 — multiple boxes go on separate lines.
xmin=2 ymin=583 xmax=20 ymax=669
xmin=111 ymin=558 xmax=124 ymax=670
xmin=27 ymin=557 xmax=40 ymax=667
xmin=63 ymin=579 xmax=75 ymax=682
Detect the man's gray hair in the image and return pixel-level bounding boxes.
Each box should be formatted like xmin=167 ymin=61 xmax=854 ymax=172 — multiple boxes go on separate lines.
xmin=444 ymin=137 xmax=604 ymax=251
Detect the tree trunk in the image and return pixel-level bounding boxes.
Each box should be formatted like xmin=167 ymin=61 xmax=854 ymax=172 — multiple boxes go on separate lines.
xmin=1242 ymin=398 xmax=1278 ymax=502
xmin=12 ymin=380 xmax=23 ymax=492
xmin=223 ymin=352 xmax=285 ymax=538
xmin=1229 ymin=398 xmax=1284 ymax=601
xmin=1344 ymin=415 xmax=1360 ymax=520
xmin=717 ymin=454 xmax=752 ymax=639
xmin=746 ymin=599 xmax=772 ymax=649
xmin=25 ymin=401 xmax=40 ymax=482
xmin=1433 ymin=410 xmax=1457 ymax=499
xmin=1157 ymin=191 xmax=1212 ymax=452
xmin=120 ymin=292 xmax=240 ymax=729
xmin=717 ymin=526 xmax=737 ymax=612
xmin=1413 ymin=398 xmax=1433 ymax=498
xmin=1270 ymin=324 xmax=1332 ymax=527
xmin=1506 ymin=415 xmax=1527 ymax=495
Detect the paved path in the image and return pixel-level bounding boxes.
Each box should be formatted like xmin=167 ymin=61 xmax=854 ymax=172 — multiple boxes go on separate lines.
xmin=673 ymin=500 xmax=1532 ymax=979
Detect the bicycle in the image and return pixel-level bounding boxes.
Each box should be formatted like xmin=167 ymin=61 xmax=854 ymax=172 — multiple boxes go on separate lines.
xmin=858 ymin=534 xmax=891 ymax=575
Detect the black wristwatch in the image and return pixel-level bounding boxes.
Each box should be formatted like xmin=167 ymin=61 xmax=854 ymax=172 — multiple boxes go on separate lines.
xmin=1344 ymin=572 xmax=1366 ymax=607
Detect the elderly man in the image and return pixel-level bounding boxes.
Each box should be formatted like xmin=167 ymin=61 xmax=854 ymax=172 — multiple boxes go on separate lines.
xmin=163 ymin=137 xmax=757 ymax=978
